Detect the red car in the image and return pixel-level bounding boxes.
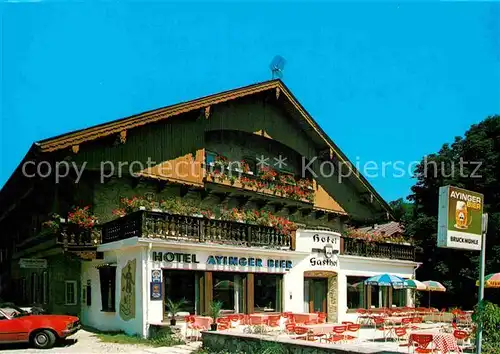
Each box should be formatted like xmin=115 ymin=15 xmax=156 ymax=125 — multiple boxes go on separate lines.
xmin=0 ymin=304 xmax=80 ymax=349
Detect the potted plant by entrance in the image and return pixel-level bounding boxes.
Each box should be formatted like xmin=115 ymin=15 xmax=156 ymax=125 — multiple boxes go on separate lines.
xmin=208 ymin=300 xmax=223 ymax=331
xmin=166 ymin=298 xmax=187 ymax=326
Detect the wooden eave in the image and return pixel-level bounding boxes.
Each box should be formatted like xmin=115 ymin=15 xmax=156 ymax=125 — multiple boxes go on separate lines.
xmin=4 ymin=79 xmax=392 ymax=220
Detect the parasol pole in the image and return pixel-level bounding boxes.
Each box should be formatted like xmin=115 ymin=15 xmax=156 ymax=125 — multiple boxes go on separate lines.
xmin=476 ymin=213 xmax=488 ymax=354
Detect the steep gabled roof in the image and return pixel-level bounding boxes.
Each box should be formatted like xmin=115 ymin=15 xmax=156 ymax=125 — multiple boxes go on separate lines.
xmin=2 ymin=79 xmax=393 ymax=220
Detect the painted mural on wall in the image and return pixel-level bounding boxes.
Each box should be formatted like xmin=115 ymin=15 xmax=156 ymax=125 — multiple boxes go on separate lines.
xmin=119 ymin=259 xmax=136 ymax=321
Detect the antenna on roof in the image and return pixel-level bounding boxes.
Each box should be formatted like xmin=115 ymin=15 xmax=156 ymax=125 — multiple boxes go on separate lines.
xmin=269 ymin=55 xmax=286 ymax=79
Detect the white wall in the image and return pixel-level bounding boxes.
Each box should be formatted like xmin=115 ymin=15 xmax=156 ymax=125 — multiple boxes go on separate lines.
xmin=81 ymin=247 xmax=144 ymax=336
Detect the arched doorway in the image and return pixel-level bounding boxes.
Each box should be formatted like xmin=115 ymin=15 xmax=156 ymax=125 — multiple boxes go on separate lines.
xmin=303 ymin=270 xmax=338 ymax=322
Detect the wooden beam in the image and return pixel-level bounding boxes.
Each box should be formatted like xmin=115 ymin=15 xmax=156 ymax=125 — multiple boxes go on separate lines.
xmin=71 ymin=145 xmax=79 ymax=154
xmin=204 ymin=106 xmax=211 ymax=119
xmin=119 ymin=130 xmax=127 ymax=144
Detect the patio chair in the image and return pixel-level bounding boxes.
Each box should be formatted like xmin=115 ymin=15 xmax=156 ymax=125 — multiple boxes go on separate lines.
xmin=291 ymin=326 xmax=310 ymax=340
xmin=321 ymin=325 xmax=347 ymax=344
xmin=373 ymin=317 xmax=390 ymax=342
xmin=285 ymin=323 xmax=296 ymax=335
xmin=344 ymin=324 xmax=361 ymax=343
xmin=454 ymin=329 xmax=473 ymax=351
xmin=393 ymin=327 xmax=409 ymax=347
xmin=409 ymin=334 xmax=434 ymax=353
xmin=266 ymin=315 xmax=281 ymax=329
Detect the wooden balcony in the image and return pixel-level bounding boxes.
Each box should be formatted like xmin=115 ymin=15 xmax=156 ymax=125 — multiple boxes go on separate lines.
xmin=341 ymin=237 xmax=416 ymax=261
xmin=101 ymin=210 xmax=293 ymax=250
xmin=57 ymin=223 xmax=101 ymax=250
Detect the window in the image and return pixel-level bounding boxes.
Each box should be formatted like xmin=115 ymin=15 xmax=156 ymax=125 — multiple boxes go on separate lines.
xmin=213 ymin=272 xmax=244 ymax=314
xmin=98 ymin=266 xmax=116 ymax=312
xmin=164 ymin=270 xmax=201 ymax=315
xmin=31 ymin=273 xmax=38 ymax=304
xmin=65 ymin=281 xmax=77 ymax=305
xmin=254 ymin=274 xmax=282 ymax=313
xmin=347 ymin=276 xmax=367 ymax=309
xmin=42 ymin=271 xmax=48 ymax=304
xmin=392 ymin=288 xmax=407 ymax=307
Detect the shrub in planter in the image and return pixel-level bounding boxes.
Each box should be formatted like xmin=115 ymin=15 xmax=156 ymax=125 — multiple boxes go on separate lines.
xmin=207 ymin=301 xmax=223 ymax=331
xmin=472 ymin=300 xmax=500 ymax=354
xmin=166 ymin=298 xmax=187 ymax=326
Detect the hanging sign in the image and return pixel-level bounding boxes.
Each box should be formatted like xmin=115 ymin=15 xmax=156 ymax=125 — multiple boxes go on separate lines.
xmin=437 ymin=185 xmax=484 ymax=250
xmin=19 ymin=258 xmax=47 ymax=269
xmin=150 ymin=282 xmax=162 ymax=300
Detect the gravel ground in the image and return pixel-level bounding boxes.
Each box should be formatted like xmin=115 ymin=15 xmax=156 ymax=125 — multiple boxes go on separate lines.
xmin=0 ymin=329 xmax=202 ymax=354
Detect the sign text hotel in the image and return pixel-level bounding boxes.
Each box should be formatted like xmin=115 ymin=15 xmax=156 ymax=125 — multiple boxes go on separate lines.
xmin=152 ymin=251 xmax=292 ymax=269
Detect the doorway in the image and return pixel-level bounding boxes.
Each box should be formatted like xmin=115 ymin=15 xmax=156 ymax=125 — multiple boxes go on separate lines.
xmin=305 ymin=278 xmax=327 ymax=313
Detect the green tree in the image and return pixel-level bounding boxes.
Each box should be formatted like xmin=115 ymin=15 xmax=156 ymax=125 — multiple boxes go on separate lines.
xmin=404 ymin=115 xmax=500 ymax=309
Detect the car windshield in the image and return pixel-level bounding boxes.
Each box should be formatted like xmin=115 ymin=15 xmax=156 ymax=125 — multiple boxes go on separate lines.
xmin=0 ymin=304 xmax=28 ymax=318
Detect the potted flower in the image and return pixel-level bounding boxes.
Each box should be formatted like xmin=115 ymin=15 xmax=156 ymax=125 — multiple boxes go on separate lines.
xmin=208 ymin=300 xmax=223 ymax=331
xmin=166 ymin=298 xmax=187 ymax=326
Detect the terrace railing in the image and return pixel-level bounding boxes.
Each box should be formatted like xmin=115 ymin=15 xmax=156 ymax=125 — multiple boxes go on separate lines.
xmin=101 ymin=210 xmax=292 ymax=250
xmin=341 ymin=237 xmax=416 ymax=261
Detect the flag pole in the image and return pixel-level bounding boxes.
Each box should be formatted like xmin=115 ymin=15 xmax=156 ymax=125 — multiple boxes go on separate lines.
xmin=476 ymin=213 xmax=488 ymax=354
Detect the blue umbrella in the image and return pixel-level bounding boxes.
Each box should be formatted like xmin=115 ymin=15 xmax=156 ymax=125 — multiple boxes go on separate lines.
xmin=364 ymin=274 xmax=406 ymax=287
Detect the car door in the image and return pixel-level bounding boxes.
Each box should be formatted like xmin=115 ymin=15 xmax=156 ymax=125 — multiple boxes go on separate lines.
xmin=0 ymin=310 xmax=29 ymax=343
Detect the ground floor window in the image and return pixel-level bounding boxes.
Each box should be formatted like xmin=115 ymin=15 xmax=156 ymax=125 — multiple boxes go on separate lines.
xmin=65 ymin=281 xmax=77 ymax=305
xmin=392 ymin=288 xmax=407 ymax=307
xmin=164 ymin=270 xmax=202 ymax=315
xmin=213 ymin=272 xmax=244 ymax=313
xmin=254 ymin=274 xmax=282 ymax=313
xmin=347 ymin=276 xmax=367 ymax=309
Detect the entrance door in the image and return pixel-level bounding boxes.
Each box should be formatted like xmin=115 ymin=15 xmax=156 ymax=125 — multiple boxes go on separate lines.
xmin=309 ymin=279 xmax=327 ymax=313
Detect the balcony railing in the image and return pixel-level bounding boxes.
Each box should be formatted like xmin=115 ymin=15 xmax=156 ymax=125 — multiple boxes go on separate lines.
xmin=341 ymin=237 xmax=416 ymax=261
xmin=101 ymin=210 xmax=292 ymax=250
xmin=57 ymin=223 xmax=101 ymax=249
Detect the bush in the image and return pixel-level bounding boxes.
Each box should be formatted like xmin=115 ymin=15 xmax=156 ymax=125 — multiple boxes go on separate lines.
xmin=472 ymin=300 xmax=500 ymax=354
xmin=195 ymin=341 xmax=288 ymax=354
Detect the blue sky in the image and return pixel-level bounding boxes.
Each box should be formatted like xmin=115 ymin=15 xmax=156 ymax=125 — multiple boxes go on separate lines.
xmin=1 ymin=2 xmax=499 ymax=202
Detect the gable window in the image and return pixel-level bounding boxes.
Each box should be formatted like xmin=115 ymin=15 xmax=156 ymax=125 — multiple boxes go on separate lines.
xmin=98 ymin=265 xmax=117 ymax=312
xmin=65 ymin=280 xmax=77 ymax=305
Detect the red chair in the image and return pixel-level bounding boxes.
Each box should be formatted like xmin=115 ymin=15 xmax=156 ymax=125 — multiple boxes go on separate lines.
xmin=394 ymin=327 xmax=409 ymax=347
xmin=285 ymin=323 xmax=296 ymax=334
xmin=267 ymin=315 xmax=281 ymax=328
xmin=409 ymin=334 xmax=434 ymax=353
xmin=373 ymin=318 xmax=389 ymax=342
xmin=454 ymin=330 xmax=471 ymax=351
xmin=291 ymin=326 xmax=310 ymax=340
xmin=344 ymin=324 xmax=360 ymax=342
xmin=321 ymin=325 xmax=347 ymax=344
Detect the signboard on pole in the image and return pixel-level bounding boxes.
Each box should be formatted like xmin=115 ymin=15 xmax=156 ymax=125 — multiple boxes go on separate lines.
xmin=437 ymin=186 xmax=484 ymax=251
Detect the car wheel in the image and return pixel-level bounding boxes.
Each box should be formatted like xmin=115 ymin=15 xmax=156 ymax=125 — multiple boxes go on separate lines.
xmin=31 ymin=329 xmax=56 ymax=349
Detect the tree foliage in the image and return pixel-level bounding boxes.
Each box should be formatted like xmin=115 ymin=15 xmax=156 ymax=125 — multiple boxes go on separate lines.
xmin=404 ymin=115 xmax=500 ymax=309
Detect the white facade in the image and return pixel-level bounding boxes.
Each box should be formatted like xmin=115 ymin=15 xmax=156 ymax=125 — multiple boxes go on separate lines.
xmin=80 ymin=229 xmax=418 ymax=337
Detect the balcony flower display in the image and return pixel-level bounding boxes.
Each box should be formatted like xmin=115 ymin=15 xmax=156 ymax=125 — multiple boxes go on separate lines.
xmin=67 ymin=206 xmax=97 ymax=229
xmin=206 ymin=154 xmax=315 ymax=203
xmin=346 ymin=228 xmax=412 ymax=245
xmin=258 ymin=166 xmax=278 ymax=181
xmin=113 ymin=196 xmax=297 ymax=236
xmin=41 ymin=213 xmax=62 ymax=233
